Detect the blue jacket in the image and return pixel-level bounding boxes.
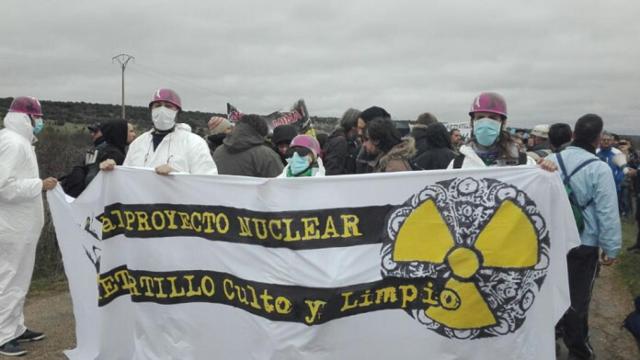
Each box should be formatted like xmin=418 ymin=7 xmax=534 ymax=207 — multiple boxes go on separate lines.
xmin=597 ymin=147 xmax=625 ymax=191
xmin=548 ymin=146 xmax=621 ymax=258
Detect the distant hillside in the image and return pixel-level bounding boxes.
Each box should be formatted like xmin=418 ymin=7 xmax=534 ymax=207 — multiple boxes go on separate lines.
xmin=0 ymin=97 xmax=340 ymax=135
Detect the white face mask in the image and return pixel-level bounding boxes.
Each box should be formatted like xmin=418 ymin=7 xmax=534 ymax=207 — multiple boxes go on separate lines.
xmin=151 ymin=106 xmax=177 ymax=131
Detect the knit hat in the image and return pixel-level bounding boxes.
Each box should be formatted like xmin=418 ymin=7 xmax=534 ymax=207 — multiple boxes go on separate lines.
xmin=272 ymin=124 xmax=298 ymax=145
xmin=208 ymin=116 xmax=233 ymax=135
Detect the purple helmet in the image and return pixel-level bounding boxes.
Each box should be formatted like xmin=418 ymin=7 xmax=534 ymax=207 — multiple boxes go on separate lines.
xmin=9 ymin=96 xmax=43 ymax=117
xmin=149 ymin=88 xmax=182 ymax=110
xmin=469 ymin=92 xmax=507 ymax=119
xmin=290 ymin=135 xmax=321 ymax=157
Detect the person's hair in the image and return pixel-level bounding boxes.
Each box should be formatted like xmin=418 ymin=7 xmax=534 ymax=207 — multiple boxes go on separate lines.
xmin=449 ymin=128 xmax=460 ymax=135
xmin=239 ymin=114 xmax=269 ymax=137
xmin=415 ymin=112 xmax=438 ymax=126
xmin=548 ymin=123 xmax=572 ymax=149
xmin=360 ymin=106 xmax=391 ymax=123
xmin=339 ymin=108 xmax=361 ymax=132
xmin=574 ymin=114 xmax=603 ymax=144
xmin=366 ymin=118 xmax=401 ymax=153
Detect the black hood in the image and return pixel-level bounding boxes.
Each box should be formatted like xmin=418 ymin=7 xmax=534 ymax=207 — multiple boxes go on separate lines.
xmin=100 ymin=120 xmax=128 ymax=153
xmin=410 ymin=125 xmax=429 ymax=140
xmin=223 ymin=122 xmax=267 ymax=153
xmin=424 ymin=123 xmax=453 ymax=150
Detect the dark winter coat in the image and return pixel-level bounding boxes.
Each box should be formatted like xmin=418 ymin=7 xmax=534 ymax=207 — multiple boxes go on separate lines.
xmin=374 ymin=137 xmax=417 ymax=173
xmin=323 ymin=128 xmax=359 ymax=175
xmin=413 ymin=123 xmax=456 ymax=170
xmin=213 ymin=122 xmax=284 ymax=177
xmin=410 ymin=125 xmax=430 ymax=158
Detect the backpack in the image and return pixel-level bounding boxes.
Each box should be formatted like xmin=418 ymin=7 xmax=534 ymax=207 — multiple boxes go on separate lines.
xmin=623 ymin=296 xmax=640 ymax=343
xmin=556 ymin=152 xmax=599 ymax=234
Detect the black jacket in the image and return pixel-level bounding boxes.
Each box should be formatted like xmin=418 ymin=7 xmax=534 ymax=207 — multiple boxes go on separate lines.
xmin=413 ymin=123 xmax=456 ymax=170
xmin=323 ymin=128 xmax=359 ymax=175
xmin=85 ymin=120 xmax=128 ymax=185
xmin=410 ymin=125 xmax=430 ymax=158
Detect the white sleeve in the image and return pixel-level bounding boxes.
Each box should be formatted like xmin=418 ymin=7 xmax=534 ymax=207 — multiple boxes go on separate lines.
xmin=0 ymin=139 xmax=42 ymax=202
xmin=189 ymin=135 xmax=218 ymax=175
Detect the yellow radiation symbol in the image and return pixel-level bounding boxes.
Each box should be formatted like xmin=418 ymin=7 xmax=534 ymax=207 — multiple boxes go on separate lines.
xmin=393 ymin=198 xmax=539 ymax=330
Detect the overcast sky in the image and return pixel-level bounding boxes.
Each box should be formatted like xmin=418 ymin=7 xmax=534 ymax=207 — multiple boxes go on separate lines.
xmin=2 ymin=0 xmax=639 ymax=132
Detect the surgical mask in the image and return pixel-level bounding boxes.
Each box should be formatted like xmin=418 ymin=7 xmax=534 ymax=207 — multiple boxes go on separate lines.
xmin=473 ymin=118 xmax=501 ymax=147
xmin=288 ymin=152 xmax=311 ymax=175
xmin=32 ymin=117 xmax=44 ymax=135
xmin=151 ymin=106 xmax=177 ymax=131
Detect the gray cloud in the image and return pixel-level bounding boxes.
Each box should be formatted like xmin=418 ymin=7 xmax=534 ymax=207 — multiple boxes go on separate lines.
xmin=1 ymin=0 xmax=639 ymax=132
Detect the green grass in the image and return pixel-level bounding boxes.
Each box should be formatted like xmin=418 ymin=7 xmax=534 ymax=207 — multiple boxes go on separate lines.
xmin=617 ymin=218 xmax=640 ymax=296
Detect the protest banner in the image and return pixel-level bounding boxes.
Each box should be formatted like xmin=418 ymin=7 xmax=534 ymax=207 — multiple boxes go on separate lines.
xmin=227 ymin=99 xmax=309 ymax=132
xmin=49 ymin=166 xmax=579 ymax=359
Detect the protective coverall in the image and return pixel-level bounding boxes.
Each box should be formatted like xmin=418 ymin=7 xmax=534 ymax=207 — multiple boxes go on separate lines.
xmin=123 ymin=128 xmax=217 ymax=175
xmin=0 ymin=112 xmax=44 ymax=346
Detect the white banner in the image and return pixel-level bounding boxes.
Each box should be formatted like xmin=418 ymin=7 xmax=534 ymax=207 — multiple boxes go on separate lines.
xmin=49 ymin=166 xmax=579 ymax=360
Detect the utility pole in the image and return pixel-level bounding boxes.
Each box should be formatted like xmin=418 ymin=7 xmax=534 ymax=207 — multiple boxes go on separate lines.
xmin=112 ymin=54 xmax=134 ymax=119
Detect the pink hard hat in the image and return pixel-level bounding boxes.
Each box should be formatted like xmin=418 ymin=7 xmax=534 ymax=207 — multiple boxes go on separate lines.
xmin=9 ymin=96 xmax=43 ymax=117
xmin=469 ymin=92 xmax=507 ymax=119
xmin=290 ymin=135 xmax=321 ymax=157
xmin=149 ymin=88 xmax=182 ymax=110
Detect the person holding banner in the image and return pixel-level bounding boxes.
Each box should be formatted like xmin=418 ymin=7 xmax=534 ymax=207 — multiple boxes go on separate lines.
xmin=0 ymin=97 xmax=53 ymax=356
xmin=101 ymin=88 xmax=217 ymax=175
xmin=279 ymin=135 xmax=325 ymax=177
xmin=448 ymin=92 xmax=556 ymax=171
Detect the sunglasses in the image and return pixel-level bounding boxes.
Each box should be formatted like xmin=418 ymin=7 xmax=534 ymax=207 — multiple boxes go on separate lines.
xmin=285 ymin=146 xmax=313 ymax=159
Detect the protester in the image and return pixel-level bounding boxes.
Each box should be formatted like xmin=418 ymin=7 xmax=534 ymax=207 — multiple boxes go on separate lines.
xmin=549 ymin=123 xmax=573 ymax=153
xmin=323 ymin=108 xmax=361 ymax=175
xmin=548 ymin=114 xmax=621 ymax=360
xmin=0 ymin=97 xmax=55 ymax=356
xmin=413 ymin=123 xmax=456 ymax=170
xmin=271 ymin=124 xmax=298 ymax=165
xmin=102 ymin=88 xmax=217 ymax=175
xmin=617 ymin=139 xmax=637 ymax=218
xmin=206 ymin=116 xmax=233 ymax=153
xmin=213 ymin=114 xmax=283 ymax=177
xmin=355 ymin=106 xmax=391 ymax=173
xmin=362 ymin=118 xmax=416 ymax=172
xmin=315 ymin=132 xmax=328 ymax=159
xmin=448 ymin=92 xmax=534 ymax=168
xmin=449 ymin=128 xmax=463 ymax=150
xmin=410 ymin=112 xmax=438 ymax=157
xmin=526 ymin=124 xmax=552 ymax=160
xmin=597 ymin=131 xmax=636 ymax=215
xmin=87 ymin=122 xmax=103 ymax=145
xmin=279 ymin=135 xmax=325 ymax=177
xmin=84 ymin=120 xmax=134 ymax=187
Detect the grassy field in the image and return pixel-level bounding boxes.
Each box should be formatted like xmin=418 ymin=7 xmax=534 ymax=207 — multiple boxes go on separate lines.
xmin=617 ymin=218 xmax=640 ymax=297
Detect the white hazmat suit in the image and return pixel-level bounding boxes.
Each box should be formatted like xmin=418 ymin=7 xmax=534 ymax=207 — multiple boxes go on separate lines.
xmin=0 ymin=112 xmax=44 ymax=346
xmin=123 ymin=129 xmax=217 ymax=175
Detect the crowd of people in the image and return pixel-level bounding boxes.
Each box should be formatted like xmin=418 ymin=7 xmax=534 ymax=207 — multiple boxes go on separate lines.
xmin=0 ymin=89 xmax=634 ymax=359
